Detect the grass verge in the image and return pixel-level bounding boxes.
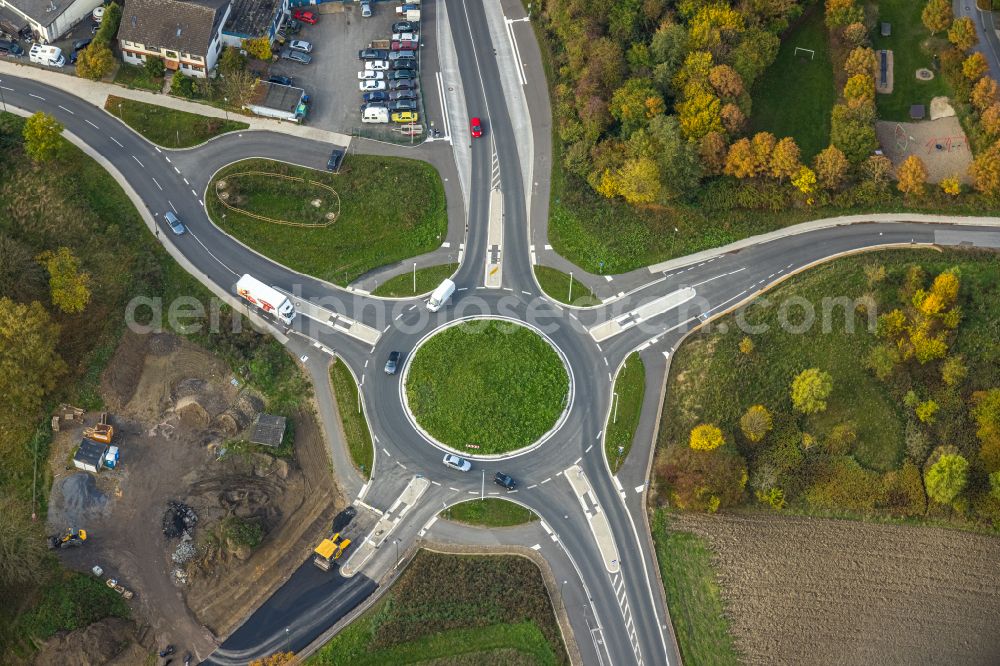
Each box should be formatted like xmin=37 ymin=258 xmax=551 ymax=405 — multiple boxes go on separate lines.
xmin=534 ymin=265 xmax=601 ymax=306
xmin=650 ymin=510 xmax=740 ymax=665
xmin=749 ymin=6 xmax=835 ymax=160
xmin=308 ymin=550 xmax=567 ymax=665
xmin=372 ymin=263 xmax=458 ymax=297
xmin=208 ymin=157 xmax=447 ymax=285
xmin=406 ymin=321 xmax=569 ymax=454
xmin=105 ymin=96 xmax=248 ymax=148
xmin=606 ymin=353 xmax=646 ymax=473
xmin=329 ymin=359 xmax=373 ymax=479
xmin=442 ymin=499 xmax=538 ymax=527
xmin=112 ymin=63 xmax=162 ymax=92
xmin=873 ymin=0 xmax=952 ymax=122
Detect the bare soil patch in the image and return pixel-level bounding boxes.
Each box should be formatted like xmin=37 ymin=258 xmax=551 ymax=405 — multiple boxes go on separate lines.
xmin=670 ymin=512 xmax=1000 ymax=665
xmin=876 ymin=115 xmax=972 ymax=184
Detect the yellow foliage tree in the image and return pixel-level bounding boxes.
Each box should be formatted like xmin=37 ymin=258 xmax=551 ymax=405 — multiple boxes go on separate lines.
xmin=597 ymin=156 xmax=662 ymax=205
xmin=677 ymin=88 xmax=723 ymax=139
xmin=939 ymin=175 xmax=962 ymax=197
xmin=723 ymin=137 xmax=756 ymax=178
xmin=750 ymin=132 xmax=777 ymax=174
xmin=963 ymin=52 xmax=989 ymax=81
xmin=708 ymin=64 xmax=744 ymax=100
xmin=687 ymin=4 xmax=745 ymax=52
xmin=843 ymin=47 xmax=877 ymax=79
xmin=36 ymin=247 xmax=91 ymax=314
xmin=843 ymin=74 xmax=875 ymax=108
xmin=982 ymin=103 xmax=1000 ymax=137
xmin=690 ymin=424 xmax=725 ymax=451
xmin=791 ymin=165 xmax=817 ymax=202
xmin=922 ymin=0 xmax=953 ymax=35
xmin=740 ymin=405 xmax=773 ymax=442
xmin=249 ymin=653 xmax=295 ymax=666
xmin=969 ymin=139 xmax=1000 ymax=196
xmin=971 ymin=76 xmax=999 ymax=112
xmin=770 ymin=137 xmax=801 ymax=181
xmin=896 ymin=154 xmax=928 ymax=196
xmin=948 ymin=16 xmax=978 ymax=51
xmin=930 ymin=270 xmax=960 ymax=306
xmin=698 ymin=131 xmax=729 ymax=176
xmin=242 ymin=36 xmax=272 ymax=61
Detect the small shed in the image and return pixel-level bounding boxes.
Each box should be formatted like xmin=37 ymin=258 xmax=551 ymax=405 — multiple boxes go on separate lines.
xmin=881 ymin=22 xmax=891 ymax=37
xmin=910 ymin=104 xmax=926 ymax=120
xmin=250 ymin=414 xmax=287 ymax=447
xmin=73 ymin=438 xmax=109 ymax=474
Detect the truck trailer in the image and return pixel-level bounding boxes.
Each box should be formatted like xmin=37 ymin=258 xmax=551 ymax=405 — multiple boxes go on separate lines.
xmin=236 ymin=275 xmax=296 ymax=324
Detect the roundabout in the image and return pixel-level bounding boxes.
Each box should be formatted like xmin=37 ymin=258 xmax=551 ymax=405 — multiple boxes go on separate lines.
xmin=401 ymin=317 xmax=572 ymax=458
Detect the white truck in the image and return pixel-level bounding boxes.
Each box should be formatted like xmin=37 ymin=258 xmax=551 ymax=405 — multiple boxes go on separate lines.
xmin=395 ymin=7 xmax=421 ymax=21
xmin=29 ymin=44 xmax=65 ymax=68
xmin=236 ymin=275 xmax=296 ymax=324
xmin=427 ymin=279 xmax=455 ymax=312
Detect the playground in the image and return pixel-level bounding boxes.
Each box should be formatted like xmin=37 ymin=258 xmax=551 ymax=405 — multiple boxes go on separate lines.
xmin=875 ymin=115 xmax=972 ymax=184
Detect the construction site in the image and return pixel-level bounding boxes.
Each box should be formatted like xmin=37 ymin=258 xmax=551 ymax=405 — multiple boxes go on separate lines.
xmin=42 ymin=330 xmax=345 ymax=662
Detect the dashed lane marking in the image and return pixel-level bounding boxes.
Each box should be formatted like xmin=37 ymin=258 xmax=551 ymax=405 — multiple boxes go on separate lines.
xmin=527 ymin=484 xmax=537 ymax=489
xmin=57 ymin=105 xmax=74 ymax=114
xmin=382 ymin=447 xmax=390 ymax=456
xmin=110 ymin=137 xmax=123 ymax=147
xmin=85 ymin=119 xmax=99 ymax=129
xmin=29 ymin=93 xmax=44 ymax=100
xmin=540 ymin=477 xmax=551 ymax=484
xmin=132 ymin=155 xmax=144 ymax=168
xmin=585 ymin=444 xmax=593 ymax=453
xmin=152 ymin=177 xmax=162 ymax=191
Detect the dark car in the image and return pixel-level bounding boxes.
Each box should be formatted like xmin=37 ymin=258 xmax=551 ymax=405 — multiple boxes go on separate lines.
xmin=387 ymin=50 xmax=416 ymax=61
xmin=69 ymin=50 xmax=79 ymax=64
xmin=393 ymin=20 xmax=417 ymax=32
xmin=268 ymin=74 xmax=294 ymax=86
xmin=384 ymin=350 xmax=401 ymax=375
xmin=392 ymin=60 xmax=416 ymax=71
xmin=285 ymin=18 xmax=302 ymax=34
xmin=494 ymin=472 xmax=516 ymax=490
xmin=363 ymin=90 xmax=389 ymax=103
xmin=390 ymin=99 xmax=417 ymax=112
xmin=0 ymin=40 xmax=24 ymax=57
xmin=72 ymin=37 xmax=92 ymax=51
xmin=388 ymin=79 xmax=416 ymax=91
xmin=327 ymin=149 xmax=344 ymax=172
xmin=358 ymin=48 xmax=389 ymax=60
xmin=388 ymin=69 xmax=415 ymax=81
xmin=389 ymin=90 xmax=417 ymax=101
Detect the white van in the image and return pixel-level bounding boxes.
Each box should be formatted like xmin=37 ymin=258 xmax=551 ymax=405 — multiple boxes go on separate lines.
xmin=427 ymin=279 xmax=455 ymax=312
xmin=29 ymin=44 xmax=65 ymax=68
xmin=362 ymin=106 xmax=389 ymax=123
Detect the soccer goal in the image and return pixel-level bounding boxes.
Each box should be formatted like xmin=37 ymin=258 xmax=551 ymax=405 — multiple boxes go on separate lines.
xmin=794 ymin=47 xmax=815 ymax=60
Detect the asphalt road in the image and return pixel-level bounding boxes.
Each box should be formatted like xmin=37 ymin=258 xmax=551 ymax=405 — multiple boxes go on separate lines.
xmin=5 ymin=0 xmax=1000 ymax=662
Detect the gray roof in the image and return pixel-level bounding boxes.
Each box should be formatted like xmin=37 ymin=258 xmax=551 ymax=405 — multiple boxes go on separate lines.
xmin=74 ymin=438 xmax=108 ymax=469
xmin=223 ymin=0 xmax=281 ymax=39
xmin=250 ymin=81 xmax=305 ymax=112
xmin=3 ymin=0 xmax=79 ymax=28
xmin=119 ymin=0 xmax=229 ymax=55
xmin=250 ymin=413 xmax=287 ymax=447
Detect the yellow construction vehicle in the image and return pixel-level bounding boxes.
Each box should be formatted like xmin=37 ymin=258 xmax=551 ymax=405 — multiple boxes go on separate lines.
xmin=83 ymin=413 xmax=114 ymax=444
xmin=49 ymin=527 xmax=87 ymax=549
xmin=312 ymin=532 xmax=351 ymax=571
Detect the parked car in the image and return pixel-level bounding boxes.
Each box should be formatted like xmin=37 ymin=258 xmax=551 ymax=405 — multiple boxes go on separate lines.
xmin=361 ymin=0 xmax=372 ymax=17
xmin=292 ymin=9 xmax=317 ymax=23
xmin=392 ymin=32 xmax=418 ymax=42
xmin=72 ymin=37 xmax=92 ymax=51
xmin=390 ymin=99 xmax=417 ymax=112
xmin=281 ymin=49 xmax=312 ymax=64
xmin=359 ymin=48 xmax=389 ymax=60
xmin=269 ymin=74 xmax=294 ymax=86
xmin=363 ymin=90 xmax=389 ymax=103
xmin=494 ymin=472 xmax=516 ymax=490
xmin=389 ymin=90 xmax=417 ymax=101
xmin=360 ymin=102 xmax=388 ymax=114
xmin=388 ymin=50 xmax=416 ymax=61
xmin=391 ymin=40 xmax=418 ymax=51
xmin=69 ymin=50 xmax=79 ymax=64
xmin=384 ymin=351 xmax=401 ymax=375
xmin=388 ymin=79 xmax=416 ymax=91
xmin=327 ymin=149 xmax=344 ymax=172
xmin=0 ymin=40 xmax=24 ymax=57
xmin=393 ymin=20 xmax=417 ymax=32
xmin=470 ymin=117 xmax=483 ymax=138
xmin=442 ymin=454 xmax=472 ymax=472
xmin=358 ymin=70 xmax=384 ymax=80
xmin=391 ymin=111 xmax=418 ymax=123
xmin=288 ymin=39 xmax=312 ymax=53
xmin=392 ymin=60 xmax=416 ymax=71
xmin=164 ymin=211 xmax=186 ymax=235
xmin=359 ymin=80 xmax=387 ymax=91
xmin=388 ymin=69 xmax=415 ymax=81
xmin=365 ymin=59 xmax=389 ymax=71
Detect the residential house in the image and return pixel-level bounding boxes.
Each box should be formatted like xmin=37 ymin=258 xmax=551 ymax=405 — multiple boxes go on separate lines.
xmin=118 ymin=0 xmax=231 ymax=78
xmin=0 ymin=0 xmax=102 ymax=43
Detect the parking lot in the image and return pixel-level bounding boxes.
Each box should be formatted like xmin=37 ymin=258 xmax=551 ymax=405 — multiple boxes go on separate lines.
xmin=268 ymin=3 xmax=436 ymax=138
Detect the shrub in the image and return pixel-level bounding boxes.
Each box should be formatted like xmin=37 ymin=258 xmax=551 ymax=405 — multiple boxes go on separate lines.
xmin=924 ymin=446 xmax=969 ymax=506
xmin=825 ymin=422 xmax=857 ymax=455
xmin=905 ymin=420 xmax=931 ymax=463
xmin=223 ymin=516 xmax=264 ymax=550
xmin=881 ymin=462 xmax=927 ymax=518
xmin=689 ymin=423 xmax=725 ymax=451
xmin=755 ymin=487 xmax=785 ymax=510
xmin=22 ymin=571 xmax=129 ymax=639
xmin=659 ymin=446 xmax=748 ymax=512
xmin=144 ymin=56 xmax=165 ymax=79
xmin=171 ymin=72 xmax=196 ymax=98
xmin=805 ymin=456 xmax=886 ymax=514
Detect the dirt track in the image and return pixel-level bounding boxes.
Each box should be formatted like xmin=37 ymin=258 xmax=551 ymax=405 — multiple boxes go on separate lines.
xmin=671 ymin=512 xmax=1000 ymax=665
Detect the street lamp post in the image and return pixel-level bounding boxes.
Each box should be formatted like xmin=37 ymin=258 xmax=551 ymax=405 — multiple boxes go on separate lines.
xmin=223 ymin=97 xmax=229 ymax=122
xmin=0 ymin=78 xmax=7 ymax=113
xmin=567 ymin=271 xmax=573 ymax=302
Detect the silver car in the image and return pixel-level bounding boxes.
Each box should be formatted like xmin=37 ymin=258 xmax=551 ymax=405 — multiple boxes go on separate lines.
xmin=442 ymin=454 xmax=472 ymax=472
xmin=388 ymin=50 xmax=416 ymax=61
xmin=281 ymin=49 xmax=312 ymax=64
xmin=288 ymin=39 xmax=313 ymax=53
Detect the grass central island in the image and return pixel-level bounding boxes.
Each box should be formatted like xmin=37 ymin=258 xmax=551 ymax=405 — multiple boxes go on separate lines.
xmin=405 ymin=320 xmax=569 ymax=455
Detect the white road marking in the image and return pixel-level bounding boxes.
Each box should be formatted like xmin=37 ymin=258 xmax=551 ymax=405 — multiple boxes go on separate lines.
xmin=527 ymin=484 xmax=537 ymax=489
xmin=382 ymin=447 xmax=391 ymax=456
xmin=85 ymin=119 xmax=99 ymax=129
xmin=430 ymin=480 xmax=441 ymax=486
xmin=165 ymin=156 xmax=171 ymax=163
xmin=184 ymin=177 xmax=190 ymax=185
xmin=132 ymin=155 xmax=144 ymax=168
xmin=191 ymin=189 xmax=197 ymax=197
xmin=110 ymin=137 xmax=124 ymax=147
xmin=531 ymin=543 xmax=541 ymax=550
xmin=585 ymin=444 xmax=593 ymax=453
xmin=57 ymin=105 xmax=74 ymax=114
xmin=29 ymin=93 xmax=44 ymax=100
xmin=540 ymin=477 xmax=551 ymax=484
xmin=152 ymin=177 xmax=162 ymax=191
xmin=689 ymin=266 xmax=746 ymax=288
xmin=168 ymin=200 xmax=178 ymax=213
xmin=187 ymin=229 xmax=238 ymax=276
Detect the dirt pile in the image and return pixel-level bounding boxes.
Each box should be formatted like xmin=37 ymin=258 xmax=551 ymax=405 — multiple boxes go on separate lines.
xmin=33 ymin=617 xmax=146 ymax=666
xmin=671 ymin=512 xmax=1000 ymax=665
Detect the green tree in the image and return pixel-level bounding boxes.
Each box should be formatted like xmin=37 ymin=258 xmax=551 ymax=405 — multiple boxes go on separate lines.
xmin=609 ymin=78 xmax=665 ymax=136
xmin=242 ymin=36 xmax=272 ymax=61
xmin=690 ymin=423 xmax=725 ymax=451
xmin=915 ymin=399 xmax=939 ymax=424
xmin=93 ymin=2 xmax=121 ymax=45
xmin=75 ymin=41 xmax=115 ymax=80
xmin=144 ymin=55 xmax=165 ymax=78
xmin=22 ymin=112 xmax=64 ymax=163
xmin=924 ymin=448 xmax=969 ymax=505
xmin=740 ymin=405 xmax=773 ymax=442
xmin=990 ymin=470 xmax=1000 ymax=501
xmin=831 ymin=103 xmax=877 ymax=163
xmin=791 ymin=368 xmax=833 ymax=414
xmin=948 ymin=16 xmax=978 ymax=51
xmin=37 ymin=247 xmax=91 ymax=314
xmin=650 ymin=21 xmax=689 ymax=93
xmin=922 ymin=0 xmax=953 ymax=35
xmin=647 ymin=115 xmax=701 ymax=200
xmin=825 ymin=0 xmax=863 ymax=28
xmin=941 ymin=355 xmax=968 ymax=387
xmin=0 ymin=298 xmax=66 ymax=423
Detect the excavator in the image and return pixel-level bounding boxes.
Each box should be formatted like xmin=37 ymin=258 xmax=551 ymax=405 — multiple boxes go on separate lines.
xmin=49 ymin=527 xmax=87 ymax=549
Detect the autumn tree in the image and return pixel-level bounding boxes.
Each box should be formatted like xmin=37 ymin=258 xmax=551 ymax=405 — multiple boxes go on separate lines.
xmin=843 ymin=74 xmax=875 ymax=108
xmin=844 ymin=47 xmax=877 ymax=79
xmin=813 ymin=145 xmax=850 ymax=190
xmin=897 ymin=155 xmax=929 ymax=196
xmin=825 ymin=0 xmax=863 ymax=28
xmin=610 ymin=78 xmax=665 ymax=136
xmin=242 ymin=36 xmax=272 ymax=61
xmin=708 ymin=64 xmax=744 ymax=100
xmin=972 ymin=389 xmax=1000 ymax=470
xmin=219 ymin=46 xmax=246 ymax=76
xmin=842 ymin=22 xmax=868 ymax=47
xmin=981 ymin=103 xmax=1000 ymax=137
xmin=963 ymin=52 xmax=989 ymax=81
xmin=969 ymin=139 xmax=1000 ymax=196
xmin=791 ymin=166 xmax=817 ymax=201
xmin=738 ymin=336 xmax=755 ymax=354
xmin=221 ymin=68 xmax=257 ymax=111
xmin=770 ymin=136 xmax=801 ymax=180
xmin=75 ymin=41 xmax=115 ymax=80
xmin=720 ymin=103 xmax=747 ymax=134
xmin=941 ymin=355 xmax=968 ymax=386
xmin=939 ymin=175 xmax=962 ymax=197
xmin=924 ymin=447 xmax=969 ymax=505
xmin=750 ymin=131 xmax=777 ymax=175
xmin=660 ymin=446 xmax=748 ymax=512
xmin=0 ymin=298 xmax=66 ymax=424
xmin=724 ymin=137 xmax=756 ymax=178
xmin=971 ymin=76 xmax=999 ymax=112
xmin=740 ymin=405 xmax=773 ymax=442
xmin=916 ymin=399 xmax=939 ymax=424
xmin=22 ymin=112 xmax=64 ymax=163
xmin=687 ymin=3 xmax=745 ymax=56
xmin=791 ymin=368 xmax=833 ymax=414
xmin=922 ymin=0 xmax=953 ymax=35
xmin=698 ymin=131 xmax=728 ymax=176
xmin=37 ymin=247 xmax=91 ymax=314
xmin=677 ymin=86 xmax=723 ymax=139
xmin=864 ymin=154 xmax=894 ymax=184
xmin=597 ymin=156 xmax=661 ymax=204
xmin=948 ymin=16 xmax=978 ymax=51
xmin=690 ymin=423 xmax=725 ymax=451
xmin=249 ymin=653 xmax=295 ymax=666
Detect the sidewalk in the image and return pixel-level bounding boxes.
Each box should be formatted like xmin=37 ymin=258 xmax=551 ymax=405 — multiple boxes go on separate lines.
xmin=0 ymin=59 xmax=352 ymax=146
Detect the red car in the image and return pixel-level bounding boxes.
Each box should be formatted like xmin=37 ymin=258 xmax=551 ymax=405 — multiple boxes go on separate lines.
xmin=391 ymin=40 xmax=418 ymax=51
xmin=470 ymin=117 xmax=483 ymax=138
xmin=293 ymin=10 xmax=317 ymax=24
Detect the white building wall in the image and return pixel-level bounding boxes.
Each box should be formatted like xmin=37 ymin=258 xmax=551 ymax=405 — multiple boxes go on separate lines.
xmin=43 ymin=0 xmax=102 ymax=42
